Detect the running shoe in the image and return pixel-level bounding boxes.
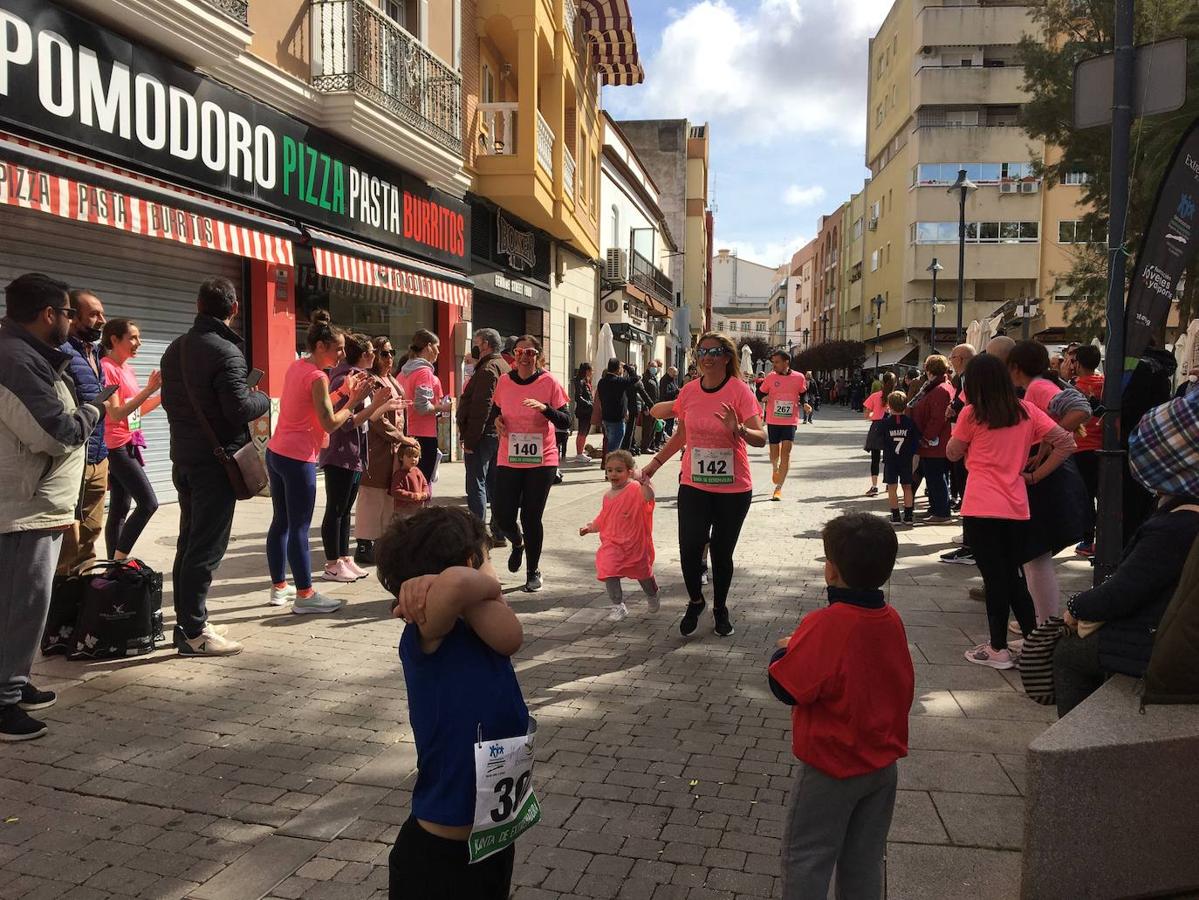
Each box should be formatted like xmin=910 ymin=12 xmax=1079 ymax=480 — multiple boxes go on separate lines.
xmin=18 ymin=684 xmax=56 ymax=711
xmin=864 ymin=486 xmax=879 ymax=496
xmin=713 ymin=608 xmax=735 ymax=637
xmin=951 ymin=533 xmax=966 ymax=546
xmin=574 ymin=454 xmax=592 ymax=464
xmin=607 ymin=603 xmax=628 ymax=622
xmin=680 ymin=600 xmax=706 ymax=637
xmin=524 ymin=572 xmax=543 ymax=593
xmin=963 ymin=643 xmax=1015 ymax=669
xmin=507 ymin=543 xmax=524 ymax=573
xmin=940 ymin=548 xmax=975 ymax=565
xmin=269 ymin=584 xmax=297 ymax=606
xmin=343 ymin=558 xmax=369 ymax=580
xmin=292 ymin=591 xmax=345 ymax=615
xmin=646 ymin=593 xmax=661 ymax=613
xmin=771 ymin=486 xmax=782 ymax=502
xmin=1074 ymin=542 xmax=1095 ymax=559
xmin=0 ymin=705 xmax=47 ymax=742
xmin=322 ymin=560 xmax=359 ymax=583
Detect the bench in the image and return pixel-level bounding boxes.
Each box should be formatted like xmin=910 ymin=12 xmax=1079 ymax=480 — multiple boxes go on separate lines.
xmin=1021 ymin=674 xmax=1199 ymax=899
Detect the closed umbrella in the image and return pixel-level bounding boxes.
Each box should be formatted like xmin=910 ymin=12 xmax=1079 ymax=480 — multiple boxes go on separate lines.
xmin=965 ymin=320 xmax=984 ymax=354
xmin=592 ymin=323 xmax=616 ymax=381
xmin=740 ymin=344 xmax=753 ymax=381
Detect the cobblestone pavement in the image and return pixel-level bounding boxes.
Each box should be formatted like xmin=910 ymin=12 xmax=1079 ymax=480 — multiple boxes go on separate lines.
xmin=2 ymin=407 xmax=1091 ymax=900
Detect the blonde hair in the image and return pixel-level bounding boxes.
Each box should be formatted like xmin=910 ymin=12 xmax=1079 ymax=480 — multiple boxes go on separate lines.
xmin=886 ymin=391 xmax=907 ymax=413
xmin=604 ymin=449 xmax=635 ymax=471
xmin=697 ymin=332 xmax=741 ymax=380
xmin=400 ymin=443 xmax=421 ymax=461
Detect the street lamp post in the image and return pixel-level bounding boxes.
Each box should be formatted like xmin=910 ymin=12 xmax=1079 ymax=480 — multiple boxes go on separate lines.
xmin=947 ymin=168 xmax=977 ymax=344
xmin=802 ymin=327 xmax=810 ymax=348
xmin=926 ymin=258 xmax=943 ymax=354
xmin=872 ymin=294 xmax=885 ymax=371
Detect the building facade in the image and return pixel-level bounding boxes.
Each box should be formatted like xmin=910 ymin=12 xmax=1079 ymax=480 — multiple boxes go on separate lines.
xmin=712 ymin=305 xmax=771 ymax=343
xmin=711 ymin=249 xmax=779 ymax=309
xmin=839 ymin=188 xmax=868 ymax=342
xmin=814 ymin=206 xmax=845 ymax=345
xmin=790 ymin=240 xmax=818 ymax=352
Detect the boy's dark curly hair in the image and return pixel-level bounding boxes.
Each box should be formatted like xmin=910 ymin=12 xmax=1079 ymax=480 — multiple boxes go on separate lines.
xmin=375 ymin=506 xmax=491 ymax=595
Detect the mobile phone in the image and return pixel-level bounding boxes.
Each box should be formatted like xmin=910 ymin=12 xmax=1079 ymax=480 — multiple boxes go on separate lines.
xmin=246 ymin=368 xmax=264 ymax=388
xmin=95 ymin=384 xmax=119 ymax=403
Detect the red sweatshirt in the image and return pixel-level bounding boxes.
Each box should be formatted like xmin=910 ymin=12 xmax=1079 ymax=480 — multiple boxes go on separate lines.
xmin=769 ymin=591 xmax=914 ymax=778
xmin=391 ymin=466 xmax=430 ymax=512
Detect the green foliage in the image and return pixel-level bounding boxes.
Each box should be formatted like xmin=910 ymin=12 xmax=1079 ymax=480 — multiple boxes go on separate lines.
xmin=791 ymin=340 xmax=867 ymax=375
xmin=1017 ymin=0 xmax=1199 ymax=340
xmin=736 ymin=336 xmax=773 ymax=364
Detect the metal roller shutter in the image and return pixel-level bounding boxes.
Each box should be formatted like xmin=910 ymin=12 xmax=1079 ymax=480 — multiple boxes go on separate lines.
xmin=0 ymin=205 xmax=246 ymax=505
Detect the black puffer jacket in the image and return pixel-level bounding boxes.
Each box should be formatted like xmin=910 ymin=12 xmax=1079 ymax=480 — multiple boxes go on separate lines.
xmin=160 ymin=315 xmax=270 ymax=467
xmin=1069 ymin=500 xmax=1199 ymax=676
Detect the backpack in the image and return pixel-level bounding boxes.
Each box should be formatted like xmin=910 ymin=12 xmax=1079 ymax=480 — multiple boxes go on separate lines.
xmin=1018 ymin=617 xmax=1068 ymax=705
xmin=1142 ymin=530 xmax=1199 ymax=705
xmin=48 ymin=560 xmax=164 ymax=660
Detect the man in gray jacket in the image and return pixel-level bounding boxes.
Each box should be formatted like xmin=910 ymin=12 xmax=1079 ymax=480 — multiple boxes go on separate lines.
xmin=0 ymin=273 xmax=105 ymax=741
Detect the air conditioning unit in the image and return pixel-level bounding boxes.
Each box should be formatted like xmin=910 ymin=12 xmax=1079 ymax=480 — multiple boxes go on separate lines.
xmin=920 ymin=45 xmax=935 ymax=56
xmin=867 ymin=217 xmax=879 ymax=231
xmin=999 ymin=180 xmax=1017 ymax=194
xmin=605 ymin=248 xmax=628 ymax=283
xmin=1019 ymin=181 xmax=1040 ymax=194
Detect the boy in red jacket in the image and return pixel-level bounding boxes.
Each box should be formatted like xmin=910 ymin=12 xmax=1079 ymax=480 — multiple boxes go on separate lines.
xmin=768 ymin=512 xmax=914 ymax=898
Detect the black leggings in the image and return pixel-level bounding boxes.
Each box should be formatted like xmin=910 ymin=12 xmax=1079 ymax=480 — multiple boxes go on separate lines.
xmin=105 ymin=444 xmax=159 ymax=558
xmin=389 ymin=817 xmax=513 ymax=900
xmin=870 ymin=449 xmax=881 ymax=478
xmin=321 ymin=465 xmax=361 ymax=560
xmin=493 ymin=466 xmax=556 ymax=575
xmin=963 ymin=516 xmax=1036 ymax=651
xmin=677 ymin=485 xmax=752 ymax=611
xmin=416 ymin=435 xmax=440 ymax=485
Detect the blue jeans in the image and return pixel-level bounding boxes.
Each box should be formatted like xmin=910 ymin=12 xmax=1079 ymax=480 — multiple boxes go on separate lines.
xmin=465 ymin=434 xmax=499 ymax=525
xmin=266 ymin=449 xmax=317 ymax=590
xmin=922 ymin=456 xmax=952 ymax=517
xmin=603 ymin=420 xmax=625 ymax=455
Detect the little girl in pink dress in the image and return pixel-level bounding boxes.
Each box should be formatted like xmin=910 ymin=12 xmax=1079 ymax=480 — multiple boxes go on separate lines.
xmin=579 ymin=450 xmax=660 ymax=622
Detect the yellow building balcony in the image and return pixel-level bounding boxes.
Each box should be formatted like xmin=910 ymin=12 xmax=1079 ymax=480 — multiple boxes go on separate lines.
xmin=912 ymin=65 xmax=1027 ymax=109
xmin=472 ymin=0 xmax=601 ymax=259
xmin=915 ymin=3 xmax=1034 ymax=49
xmin=911 ymin=242 xmax=1040 ymax=282
xmin=911 ymin=125 xmax=1040 ymax=164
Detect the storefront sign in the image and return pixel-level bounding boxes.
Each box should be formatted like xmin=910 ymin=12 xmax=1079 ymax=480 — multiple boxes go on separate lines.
xmin=496 ymin=212 xmax=536 ymax=272
xmin=0 ymin=0 xmax=469 ymax=270
xmin=495 ymin=272 xmax=533 ymax=299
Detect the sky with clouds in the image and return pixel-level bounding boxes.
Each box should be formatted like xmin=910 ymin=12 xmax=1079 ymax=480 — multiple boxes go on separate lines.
xmin=602 ymin=0 xmax=894 ymax=269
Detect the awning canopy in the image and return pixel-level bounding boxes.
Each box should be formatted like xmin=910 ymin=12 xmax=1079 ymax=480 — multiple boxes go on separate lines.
xmin=609 ymin=321 xmax=653 ymax=345
xmin=578 ymin=1 xmax=644 ymax=86
xmin=871 ymin=346 xmax=918 ymax=369
xmin=304 ymin=227 xmax=471 ymax=308
xmin=0 ymin=132 xmax=296 ymax=265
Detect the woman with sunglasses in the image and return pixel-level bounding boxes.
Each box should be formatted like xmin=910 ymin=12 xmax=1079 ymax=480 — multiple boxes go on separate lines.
xmin=492 ymin=335 xmax=571 ymax=592
xmin=642 ymin=332 xmax=766 ymax=637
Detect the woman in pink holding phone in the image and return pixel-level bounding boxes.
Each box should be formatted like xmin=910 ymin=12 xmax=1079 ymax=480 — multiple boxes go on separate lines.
xmin=862 ymin=371 xmax=896 ymax=496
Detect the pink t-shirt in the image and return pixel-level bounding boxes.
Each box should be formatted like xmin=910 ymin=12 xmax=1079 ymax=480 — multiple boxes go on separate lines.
xmin=952 ymin=400 xmax=1057 ymax=519
xmin=494 ymin=370 xmax=570 ymax=468
xmin=267 ymin=359 xmax=329 ymax=463
xmin=101 ymin=357 xmax=142 ymax=450
xmin=676 ymin=376 xmax=759 ymax=494
xmin=1022 ymin=377 xmax=1060 ymax=415
xmin=759 ymin=370 xmax=808 ymax=425
xmin=399 ymin=363 xmax=444 ymax=438
xmin=591 ymin=482 xmax=655 ymax=581
xmin=864 ymin=391 xmax=887 ymax=421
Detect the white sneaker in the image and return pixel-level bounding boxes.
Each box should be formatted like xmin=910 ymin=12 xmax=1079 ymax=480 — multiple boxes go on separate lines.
xmin=342 ymin=558 xmax=369 ymax=580
xmin=292 ymin=591 xmax=345 ymax=615
xmin=574 ymin=454 xmax=592 ymax=464
xmin=178 ymin=625 xmax=243 ymax=657
xmin=322 ymin=560 xmax=359 ymax=583
xmin=646 ymin=594 xmax=661 ymax=613
xmin=607 ymin=603 xmax=629 ymax=622
xmin=269 ymin=584 xmax=296 ymax=606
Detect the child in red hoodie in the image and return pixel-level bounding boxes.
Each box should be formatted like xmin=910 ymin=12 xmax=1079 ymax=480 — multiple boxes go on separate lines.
xmin=391 ymin=445 xmax=431 ymax=519
xmin=768 ymin=512 xmax=914 ymax=898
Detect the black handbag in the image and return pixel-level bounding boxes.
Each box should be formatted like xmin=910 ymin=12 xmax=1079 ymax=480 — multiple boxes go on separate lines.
xmin=42 ymin=571 xmax=90 ymax=656
xmin=68 ymin=560 xmax=163 ymax=660
xmin=180 ymin=337 xmax=268 ymax=500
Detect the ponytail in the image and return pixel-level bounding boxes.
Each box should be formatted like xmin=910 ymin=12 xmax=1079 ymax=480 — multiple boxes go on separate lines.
xmin=306 ymin=309 xmax=339 ymax=352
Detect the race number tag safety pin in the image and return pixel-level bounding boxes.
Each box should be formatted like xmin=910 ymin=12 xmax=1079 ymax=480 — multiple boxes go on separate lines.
xmin=469 ymin=717 xmax=541 ymax=863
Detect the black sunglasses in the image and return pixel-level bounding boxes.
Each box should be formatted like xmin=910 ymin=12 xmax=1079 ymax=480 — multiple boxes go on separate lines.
xmin=377 ymin=349 xmax=395 ymax=357
xmin=696 ymin=346 xmax=729 ymax=359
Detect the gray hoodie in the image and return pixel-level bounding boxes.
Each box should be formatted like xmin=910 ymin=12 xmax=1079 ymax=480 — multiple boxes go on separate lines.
xmin=400 ymin=357 xmax=438 ymax=415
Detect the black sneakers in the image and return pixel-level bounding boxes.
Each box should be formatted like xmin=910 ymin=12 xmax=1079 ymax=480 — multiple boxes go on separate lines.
xmin=0 ymin=704 xmax=47 ymax=742
xmin=713 ymin=607 xmax=735 ymax=637
xmin=680 ymin=600 xmax=706 ymax=636
xmin=507 ymin=543 xmax=524 ymax=573
xmin=524 ymin=571 xmax=543 ymax=593
xmin=19 ymin=684 xmax=56 ymax=711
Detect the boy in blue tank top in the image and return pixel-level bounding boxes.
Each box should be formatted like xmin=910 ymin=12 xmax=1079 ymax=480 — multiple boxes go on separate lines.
xmin=377 ymin=507 xmax=530 ymax=899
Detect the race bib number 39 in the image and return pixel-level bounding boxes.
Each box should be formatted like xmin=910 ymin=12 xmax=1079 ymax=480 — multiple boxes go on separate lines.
xmin=469 ymin=722 xmax=541 ymax=863
xmin=692 ymin=447 xmax=734 ymax=485
xmin=127 ymin=410 xmax=141 ymax=433
xmin=509 ymin=432 xmax=543 ymax=464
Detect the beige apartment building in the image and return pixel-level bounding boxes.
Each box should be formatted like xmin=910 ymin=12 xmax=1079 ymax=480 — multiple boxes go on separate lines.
xmin=860 ymin=0 xmax=1091 ymax=367
xmin=839 ymin=188 xmax=869 ymax=342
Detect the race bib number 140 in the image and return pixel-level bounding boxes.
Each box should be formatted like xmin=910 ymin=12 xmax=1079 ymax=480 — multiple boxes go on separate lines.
xmin=509 ymin=433 xmax=543 ymax=464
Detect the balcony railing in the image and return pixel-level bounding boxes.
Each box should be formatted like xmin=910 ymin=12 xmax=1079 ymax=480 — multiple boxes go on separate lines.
xmin=564 ymin=148 xmax=576 ymax=199
xmin=535 ymin=109 xmax=554 ymax=175
xmin=630 ymin=250 xmax=674 ymax=309
xmin=312 ymin=0 xmax=462 ymax=155
xmin=203 ymin=0 xmax=248 ymax=24
xmin=479 ymin=102 xmax=519 ymax=155
xmin=563 ymin=0 xmax=579 ymax=42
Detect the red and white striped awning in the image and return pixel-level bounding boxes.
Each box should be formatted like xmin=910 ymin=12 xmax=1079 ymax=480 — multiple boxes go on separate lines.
xmin=307 ymin=229 xmax=471 ymax=308
xmin=578 ymin=0 xmax=644 ymax=86
xmin=0 ymin=132 xmax=296 ymax=265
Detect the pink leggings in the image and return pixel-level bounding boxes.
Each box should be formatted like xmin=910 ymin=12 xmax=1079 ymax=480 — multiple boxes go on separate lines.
xmin=1022 ymin=553 xmax=1061 ymax=623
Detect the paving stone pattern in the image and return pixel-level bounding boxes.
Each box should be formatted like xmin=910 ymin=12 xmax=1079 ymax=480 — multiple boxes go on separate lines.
xmin=1 ymin=408 xmax=1089 ymax=899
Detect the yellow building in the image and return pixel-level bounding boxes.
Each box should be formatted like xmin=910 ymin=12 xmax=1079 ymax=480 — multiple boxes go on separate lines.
xmin=862 ymin=0 xmax=1092 ymax=367
xmin=839 ymin=187 xmax=868 ymax=342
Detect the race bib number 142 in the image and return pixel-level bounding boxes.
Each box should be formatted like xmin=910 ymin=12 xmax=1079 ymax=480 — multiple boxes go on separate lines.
xmin=692 ymin=448 xmax=734 ymax=485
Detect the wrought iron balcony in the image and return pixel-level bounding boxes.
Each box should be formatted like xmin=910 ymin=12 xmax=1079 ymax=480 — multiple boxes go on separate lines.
xmin=630 ymin=250 xmax=674 ymax=310
xmin=203 ymin=0 xmax=248 ymax=24
xmin=311 ymin=0 xmax=462 ymax=155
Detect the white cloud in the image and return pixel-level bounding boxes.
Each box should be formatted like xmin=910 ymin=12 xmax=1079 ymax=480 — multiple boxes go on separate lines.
xmin=611 ymin=0 xmax=892 ymax=146
xmin=718 ymin=233 xmax=811 ymax=270
xmin=783 ymin=184 xmax=826 ymax=207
